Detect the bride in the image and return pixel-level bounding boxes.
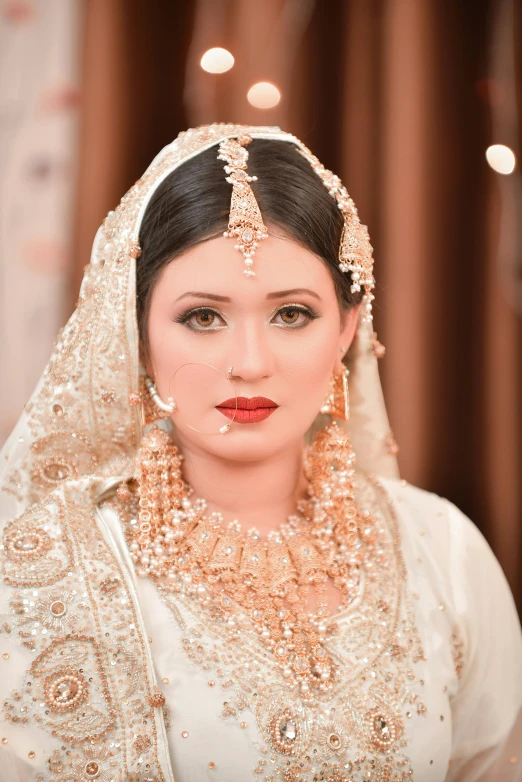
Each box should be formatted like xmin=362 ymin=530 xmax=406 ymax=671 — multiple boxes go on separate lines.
xmin=0 ymin=124 xmax=520 ymax=782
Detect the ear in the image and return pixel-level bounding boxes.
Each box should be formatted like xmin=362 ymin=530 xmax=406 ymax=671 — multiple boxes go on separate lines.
xmin=139 ymin=342 xmax=154 ymax=379
xmin=335 ymin=303 xmax=362 ymax=371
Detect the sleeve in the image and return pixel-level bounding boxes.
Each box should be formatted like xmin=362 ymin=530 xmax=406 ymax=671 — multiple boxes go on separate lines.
xmin=445 ymin=500 xmax=522 ymax=782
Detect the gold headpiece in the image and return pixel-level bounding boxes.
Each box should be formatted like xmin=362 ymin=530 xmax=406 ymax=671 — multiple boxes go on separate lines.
xmin=219 ymin=133 xmax=375 ymax=321
xmin=296 ymin=144 xmax=375 ymax=322
xmin=218 ymin=134 xmax=268 ymax=277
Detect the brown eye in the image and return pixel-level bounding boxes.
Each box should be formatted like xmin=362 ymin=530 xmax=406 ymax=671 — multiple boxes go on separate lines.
xmin=194 ymin=310 xmax=215 ymax=327
xmin=272 ymin=305 xmax=317 ymax=328
xmin=279 ymin=307 xmax=301 ymax=324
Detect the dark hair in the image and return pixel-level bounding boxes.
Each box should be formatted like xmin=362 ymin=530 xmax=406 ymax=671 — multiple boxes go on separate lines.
xmin=137 ymin=139 xmax=363 ymax=354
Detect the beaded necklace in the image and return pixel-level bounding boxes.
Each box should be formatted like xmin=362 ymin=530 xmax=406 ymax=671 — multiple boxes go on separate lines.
xmin=117 ymin=422 xmax=378 ymax=703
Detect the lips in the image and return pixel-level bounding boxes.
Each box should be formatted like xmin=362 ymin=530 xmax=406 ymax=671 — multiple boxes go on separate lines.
xmin=216 ymin=396 xmax=277 ymax=410
xmin=216 ymin=396 xmax=278 ymax=425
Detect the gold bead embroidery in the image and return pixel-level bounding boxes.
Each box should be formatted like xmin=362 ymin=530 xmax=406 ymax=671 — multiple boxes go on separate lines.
xmin=364 ymin=706 xmax=403 ymax=752
xmin=147 ymin=690 xmax=166 ymax=708
xmin=451 ymin=627 xmax=465 ymax=679
xmin=269 ymin=709 xmax=299 ymax=755
xmin=99 ymin=576 xmax=120 ymax=595
xmin=43 ymin=668 xmax=89 ymax=713
xmin=132 ymin=734 xmax=152 ymax=755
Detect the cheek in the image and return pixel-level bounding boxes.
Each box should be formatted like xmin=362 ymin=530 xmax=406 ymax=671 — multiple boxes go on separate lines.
xmin=284 ymin=357 xmax=335 ymax=415
xmin=274 ymin=325 xmax=338 ymax=402
xmin=146 ymin=309 xmax=185 ymax=394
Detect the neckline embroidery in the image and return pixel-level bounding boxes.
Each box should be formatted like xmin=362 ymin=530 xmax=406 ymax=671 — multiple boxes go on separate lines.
xmin=116 ymin=472 xmax=427 ymax=781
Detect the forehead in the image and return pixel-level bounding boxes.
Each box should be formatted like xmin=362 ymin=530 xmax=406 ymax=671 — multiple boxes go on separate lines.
xmin=154 ymin=233 xmax=336 ymax=300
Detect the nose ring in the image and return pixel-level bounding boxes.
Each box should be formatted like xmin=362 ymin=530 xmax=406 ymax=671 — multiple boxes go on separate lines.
xmin=227 ymin=366 xmax=233 ymax=380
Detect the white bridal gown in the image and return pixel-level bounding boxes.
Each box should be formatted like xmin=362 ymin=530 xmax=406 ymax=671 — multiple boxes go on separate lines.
xmin=1 ymin=476 xmax=521 ymax=782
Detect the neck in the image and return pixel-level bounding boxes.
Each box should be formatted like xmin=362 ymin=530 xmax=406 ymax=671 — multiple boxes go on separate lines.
xmin=177 ymin=436 xmax=309 ymax=535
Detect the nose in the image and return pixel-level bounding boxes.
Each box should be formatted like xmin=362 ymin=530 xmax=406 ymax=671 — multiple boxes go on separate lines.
xmin=226 ymin=320 xmax=276 ymax=382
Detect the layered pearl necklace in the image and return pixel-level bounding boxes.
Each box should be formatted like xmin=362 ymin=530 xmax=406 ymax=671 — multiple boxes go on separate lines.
xmin=117 ymin=422 xmax=377 ymax=700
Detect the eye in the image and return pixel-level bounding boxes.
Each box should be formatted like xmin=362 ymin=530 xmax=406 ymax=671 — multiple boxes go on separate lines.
xmin=272 ymin=305 xmax=318 ymax=328
xmin=176 ymin=307 xmax=226 ymax=331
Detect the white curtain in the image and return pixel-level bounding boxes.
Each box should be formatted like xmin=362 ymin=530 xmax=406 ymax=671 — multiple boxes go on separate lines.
xmin=0 ymin=0 xmax=80 ymax=446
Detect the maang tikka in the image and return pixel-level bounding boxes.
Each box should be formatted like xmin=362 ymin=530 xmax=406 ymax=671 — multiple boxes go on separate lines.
xmin=218 ymin=134 xmax=268 ymax=277
xmin=218 ymin=134 xmax=385 ymax=359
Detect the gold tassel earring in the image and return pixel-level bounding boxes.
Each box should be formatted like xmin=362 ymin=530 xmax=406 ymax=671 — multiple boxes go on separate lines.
xmin=320 ymin=367 xmax=350 ymax=421
xmin=135 ymin=427 xmax=186 ymax=546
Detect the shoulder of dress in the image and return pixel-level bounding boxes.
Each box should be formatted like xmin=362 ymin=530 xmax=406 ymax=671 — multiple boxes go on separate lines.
xmin=373 ymin=475 xmax=477 ymax=546
xmin=370 ymin=476 xmax=451 ymax=513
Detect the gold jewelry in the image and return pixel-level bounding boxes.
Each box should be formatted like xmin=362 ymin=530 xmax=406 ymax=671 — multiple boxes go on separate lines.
xmin=122 ymin=421 xmax=374 ymax=703
xmin=134 ymin=427 xmax=186 ymax=538
xmin=145 ymin=376 xmax=176 ymax=414
xmin=218 ymin=135 xmax=268 ymax=277
xmin=168 ymin=362 xmax=237 ymax=436
xmin=139 ymin=374 xmax=173 ymax=425
xmin=218 ymin=132 xmax=382 ymax=348
xmin=295 ymin=145 xmax=374 ymax=297
xmin=372 ymin=331 xmax=386 ymax=359
xmin=320 ymin=367 xmax=349 ymax=421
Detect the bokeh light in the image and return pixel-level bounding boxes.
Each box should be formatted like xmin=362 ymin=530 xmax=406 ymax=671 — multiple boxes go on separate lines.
xmin=485 ymin=144 xmax=516 ymax=175
xmin=200 ymin=48 xmax=235 ymax=74
xmin=247 ymin=82 xmax=281 ymax=109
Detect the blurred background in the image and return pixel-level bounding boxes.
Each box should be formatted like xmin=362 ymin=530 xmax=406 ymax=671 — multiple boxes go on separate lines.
xmin=0 ymin=0 xmax=520 ymax=607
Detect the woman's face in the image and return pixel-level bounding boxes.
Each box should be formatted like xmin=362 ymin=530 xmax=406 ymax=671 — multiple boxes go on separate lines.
xmin=145 ymin=231 xmax=360 ymax=462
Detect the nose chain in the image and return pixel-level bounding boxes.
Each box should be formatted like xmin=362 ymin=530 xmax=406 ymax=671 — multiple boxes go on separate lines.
xmin=117 ymin=422 xmax=377 ymax=701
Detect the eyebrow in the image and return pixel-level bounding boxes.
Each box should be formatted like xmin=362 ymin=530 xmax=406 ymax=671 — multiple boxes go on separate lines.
xmin=174 ymin=288 xmax=322 ymax=303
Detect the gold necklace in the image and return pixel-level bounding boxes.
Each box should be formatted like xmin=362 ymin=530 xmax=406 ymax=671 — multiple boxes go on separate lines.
xmin=117 ymin=422 xmax=377 ymax=701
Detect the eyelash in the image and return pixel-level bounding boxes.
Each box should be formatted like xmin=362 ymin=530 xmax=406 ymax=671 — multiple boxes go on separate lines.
xmin=175 ymin=305 xmax=320 ymax=332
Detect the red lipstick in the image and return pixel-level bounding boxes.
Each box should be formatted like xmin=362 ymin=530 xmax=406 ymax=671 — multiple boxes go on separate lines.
xmin=216 ymin=396 xmax=278 ymax=424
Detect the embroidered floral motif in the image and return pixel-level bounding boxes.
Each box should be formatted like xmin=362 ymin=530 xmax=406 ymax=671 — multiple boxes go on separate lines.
xmin=1 ymin=498 xmax=73 ymax=587
xmin=316 ymin=718 xmax=350 ymax=760
xmin=53 ymin=743 xmax=117 ymax=782
xmin=5 ymin=587 xmax=80 ymax=638
xmin=1 ymin=494 xmax=169 ymax=780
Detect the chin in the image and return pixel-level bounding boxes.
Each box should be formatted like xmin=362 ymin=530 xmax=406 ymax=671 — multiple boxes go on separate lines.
xmin=215 ymin=419 xmax=313 ymax=459
xmin=180 ymin=427 xmax=285 ymax=462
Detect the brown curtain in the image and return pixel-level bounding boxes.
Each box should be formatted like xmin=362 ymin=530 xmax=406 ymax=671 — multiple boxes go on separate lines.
xmin=72 ymin=0 xmax=522 ymax=609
